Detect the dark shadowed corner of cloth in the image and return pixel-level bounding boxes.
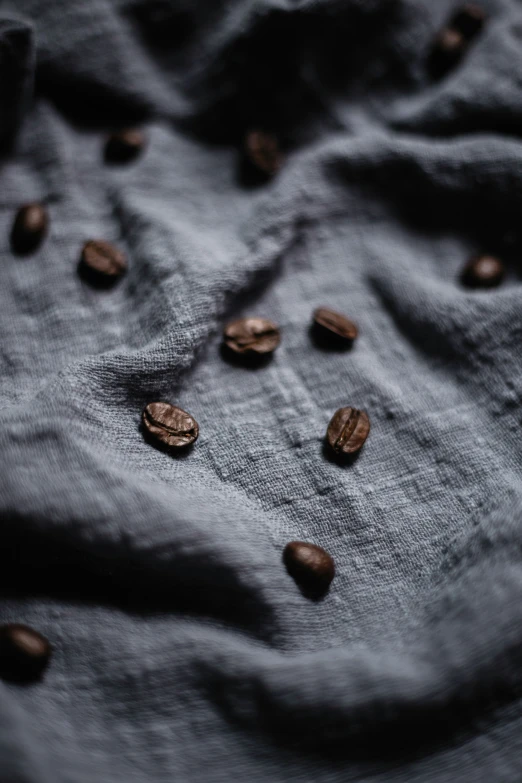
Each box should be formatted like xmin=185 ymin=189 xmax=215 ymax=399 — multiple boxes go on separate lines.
xmin=0 ymin=18 xmax=34 ymax=153
xmin=124 ymin=0 xmax=407 ymax=148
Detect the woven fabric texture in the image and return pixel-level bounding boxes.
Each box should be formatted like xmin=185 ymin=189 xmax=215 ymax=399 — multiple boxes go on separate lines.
xmin=1 ymin=0 xmax=522 ymax=780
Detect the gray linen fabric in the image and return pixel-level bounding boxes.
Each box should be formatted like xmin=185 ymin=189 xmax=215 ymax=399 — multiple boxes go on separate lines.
xmin=1 ymin=0 xmax=522 ymax=780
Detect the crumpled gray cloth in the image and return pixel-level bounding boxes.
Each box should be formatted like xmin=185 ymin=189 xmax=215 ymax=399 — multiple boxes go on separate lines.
xmin=1 ymin=0 xmax=522 ymax=780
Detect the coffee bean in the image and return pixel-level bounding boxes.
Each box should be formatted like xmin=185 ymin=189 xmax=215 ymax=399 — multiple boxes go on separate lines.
xmin=326 ymin=407 xmax=370 ymax=456
xmin=429 ymin=28 xmax=466 ymax=76
xmin=283 ymin=541 xmax=335 ymax=593
xmin=461 ymin=255 xmax=505 ymax=288
xmin=104 ymin=129 xmax=146 ymax=164
xmin=142 ymin=402 xmax=199 ymax=450
xmin=223 ymin=317 xmax=280 ymax=356
xmin=244 ymin=130 xmax=282 ymax=177
xmin=80 ymin=240 xmax=127 ymax=283
xmin=313 ymin=307 xmax=358 ymax=345
xmin=0 ymin=624 xmax=51 ymax=682
xmin=11 ymin=203 xmax=48 ymax=254
xmin=451 ymin=4 xmax=486 ymax=40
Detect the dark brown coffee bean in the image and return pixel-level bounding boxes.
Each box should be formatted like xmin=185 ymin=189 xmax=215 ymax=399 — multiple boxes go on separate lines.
xmin=283 ymin=541 xmax=335 ymax=593
xmin=326 ymin=407 xmax=370 ymax=456
xmin=429 ymin=28 xmax=466 ymax=76
xmin=313 ymin=307 xmax=358 ymax=344
xmin=142 ymin=402 xmax=199 ymax=450
xmin=104 ymin=129 xmax=146 ymax=164
xmin=451 ymin=4 xmax=486 ymax=40
xmin=0 ymin=624 xmax=51 ymax=682
xmin=461 ymin=255 xmax=505 ymax=288
xmin=223 ymin=317 xmax=280 ymax=356
xmin=80 ymin=240 xmax=127 ymax=283
xmin=244 ymin=130 xmax=282 ymax=177
xmin=11 ymin=203 xmax=48 ymax=254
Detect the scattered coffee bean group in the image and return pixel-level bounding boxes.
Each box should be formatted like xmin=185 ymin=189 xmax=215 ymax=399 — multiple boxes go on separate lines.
xmin=244 ymin=130 xmax=283 ymax=178
xmin=451 ymin=3 xmax=486 ymax=39
xmin=283 ymin=542 xmax=336 ymax=596
xmin=104 ymin=128 xmax=147 ymax=164
xmin=11 ymin=203 xmax=48 ymax=255
xmin=429 ymin=3 xmax=486 ymax=77
xmin=326 ymin=407 xmax=371 ymax=457
xmin=461 ymin=255 xmax=505 ymax=289
xmin=80 ymin=239 xmax=127 ymax=284
xmin=4 ymin=4 xmax=499 ymax=674
xmin=0 ymin=624 xmax=51 ymax=682
xmin=223 ymin=317 xmax=281 ymax=357
xmin=313 ymin=307 xmax=358 ymax=346
xmin=142 ymin=402 xmax=199 ymax=450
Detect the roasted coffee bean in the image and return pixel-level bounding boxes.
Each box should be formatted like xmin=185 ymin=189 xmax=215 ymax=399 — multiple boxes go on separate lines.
xmin=244 ymin=130 xmax=282 ymax=177
xmin=80 ymin=240 xmax=127 ymax=283
xmin=142 ymin=402 xmax=199 ymax=450
xmin=313 ymin=307 xmax=358 ymax=345
xmin=451 ymin=4 xmax=486 ymax=40
xmin=104 ymin=129 xmax=146 ymax=163
xmin=461 ymin=255 xmax=505 ymax=288
xmin=326 ymin=407 xmax=370 ymax=456
xmin=223 ymin=317 xmax=280 ymax=356
xmin=11 ymin=203 xmax=48 ymax=254
xmin=283 ymin=541 xmax=335 ymax=593
xmin=0 ymin=624 xmax=51 ymax=682
xmin=429 ymin=28 xmax=466 ymax=76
